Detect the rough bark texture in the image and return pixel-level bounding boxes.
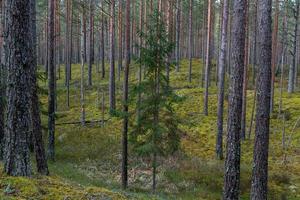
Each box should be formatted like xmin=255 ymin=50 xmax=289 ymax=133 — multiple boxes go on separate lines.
xmin=122 ymin=0 xmax=130 ymax=190
xmin=48 ymin=0 xmax=56 ymax=161
xmin=81 ymin=4 xmax=86 ymax=126
xmin=216 ymin=0 xmax=229 ymax=160
xmin=250 ymin=0 xmax=272 ymax=199
xmin=0 ymin=0 xmax=5 ymax=160
xmin=3 ymin=0 xmax=33 ymax=176
xmin=223 ymin=0 xmax=246 ymax=198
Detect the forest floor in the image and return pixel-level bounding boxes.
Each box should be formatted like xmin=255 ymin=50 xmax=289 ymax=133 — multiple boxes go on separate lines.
xmin=0 ymin=59 xmax=300 ymax=200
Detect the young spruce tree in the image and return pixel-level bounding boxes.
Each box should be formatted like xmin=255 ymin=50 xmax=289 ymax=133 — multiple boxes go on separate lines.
xmin=130 ymin=10 xmax=181 ymax=192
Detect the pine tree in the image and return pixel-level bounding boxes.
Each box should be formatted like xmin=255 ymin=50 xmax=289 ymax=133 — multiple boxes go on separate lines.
xmin=130 ymin=11 xmax=181 ymax=192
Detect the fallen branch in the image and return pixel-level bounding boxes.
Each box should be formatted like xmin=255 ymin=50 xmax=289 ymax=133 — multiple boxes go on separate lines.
xmin=56 ymin=119 xmax=109 ymax=126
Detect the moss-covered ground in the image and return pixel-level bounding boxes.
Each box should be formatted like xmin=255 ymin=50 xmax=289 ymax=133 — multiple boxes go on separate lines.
xmin=0 ymin=59 xmax=299 ymax=199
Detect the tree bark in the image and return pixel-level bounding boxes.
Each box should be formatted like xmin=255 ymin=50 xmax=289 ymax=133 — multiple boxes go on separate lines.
xmin=109 ymin=0 xmax=116 ymax=111
xmin=188 ymin=0 xmax=193 ymax=83
xmin=122 ymin=0 xmax=130 ymax=190
xmin=88 ymin=0 xmax=94 ymax=87
xmin=48 ymin=0 xmax=56 ymax=161
xmin=250 ymin=0 xmax=272 ymax=199
xmin=3 ymin=0 xmax=33 ymax=176
xmin=270 ymin=0 xmax=279 ymax=112
xmin=203 ymin=0 xmax=212 ymax=116
xmin=30 ymin=0 xmax=49 ymax=175
xmin=216 ymin=0 xmax=229 ymax=160
xmin=223 ymin=0 xmax=246 ymax=198
xmin=175 ymin=0 xmax=181 ymax=72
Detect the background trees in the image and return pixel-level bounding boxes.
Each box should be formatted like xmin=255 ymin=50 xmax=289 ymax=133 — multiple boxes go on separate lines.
xmin=0 ymin=0 xmax=299 ymax=199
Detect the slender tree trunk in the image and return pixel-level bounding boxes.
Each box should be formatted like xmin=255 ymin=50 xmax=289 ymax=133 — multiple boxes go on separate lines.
xmin=122 ymin=0 xmax=130 ymax=190
xmin=30 ymin=0 xmax=49 ymax=175
xmin=118 ymin=0 xmax=123 ymax=81
xmin=81 ymin=4 xmax=86 ymax=126
xmin=48 ymin=0 xmax=56 ymax=161
xmin=288 ymin=1 xmax=299 ymax=94
xmin=241 ymin=0 xmax=249 ymax=140
xmin=204 ymin=0 xmax=212 ymax=116
xmin=88 ymin=0 xmax=94 ymax=87
xmin=223 ymin=0 xmax=246 ymax=198
xmin=100 ymin=2 xmax=105 ymax=79
xmin=216 ymin=0 xmax=229 ymax=160
xmin=188 ymin=0 xmax=193 ymax=83
xmin=250 ymin=0 xmax=272 ymax=198
xmin=175 ymin=0 xmax=181 ymax=72
xmin=109 ymin=0 xmax=116 ymax=111
xmin=270 ymin=0 xmax=279 ymax=112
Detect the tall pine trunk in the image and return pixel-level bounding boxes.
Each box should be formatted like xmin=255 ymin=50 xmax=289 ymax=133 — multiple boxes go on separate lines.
xmin=122 ymin=0 xmax=130 ymax=190
xmin=30 ymin=0 xmax=49 ymax=175
xmin=109 ymin=0 xmax=116 ymax=111
xmin=48 ymin=0 xmax=56 ymax=161
xmin=223 ymin=0 xmax=246 ymax=198
xmin=216 ymin=0 xmax=229 ymax=160
xmin=250 ymin=0 xmax=272 ymax=198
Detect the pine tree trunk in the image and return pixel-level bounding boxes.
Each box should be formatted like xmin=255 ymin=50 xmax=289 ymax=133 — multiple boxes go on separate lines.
xmin=30 ymin=0 xmax=49 ymax=175
xmin=81 ymin=4 xmax=86 ymax=126
xmin=175 ymin=0 xmax=181 ymax=72
xmin=250 ymin=0 xmax=272 ymax=199
xmin=223 ymin=0 xmax=246 ymax=198
xmin=88 ymin=0 xmax=94 ymax=86
xmin=100 ymin=2 xmax=105 ymax=79
xmin=270 ymin=0 xmax=279 ymax=112
xmin=109 ymin=0 xmax=116 ymax=111
xmin=203 ymin=0 xmax=212 ymax=116
xmin=3 ymin=0 xmax=33 ymax=176
xmin=216 ymin=0 xmax=229 ymax=160
xmin=188 ymin=0 xmax=193 ymax=83
xmin=122 ymin=0 xmax=130 ymax=190
xmin=288 ymin=1 xmax=299 ymax=94
xmin=0 ymin=0 xmax=5 ymax=159
xmin=48 ymin=0 xmax=56 ymax=161
xmin=118 ymin=0 xmax=123 ymax=81
xmin=241 ymin=0 xmax=249 ymax=140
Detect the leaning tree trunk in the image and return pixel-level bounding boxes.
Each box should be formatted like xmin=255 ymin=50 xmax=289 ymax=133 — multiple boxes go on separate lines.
xmin=216 ymin=0 xmax=229 ymax=160
xmin=3 ymin=0 xmax=33 ymax=176
xmin=223 ymin=0 xmax=246 ymax=199
xmin=250 ymin=0 xmax=272 ymax=199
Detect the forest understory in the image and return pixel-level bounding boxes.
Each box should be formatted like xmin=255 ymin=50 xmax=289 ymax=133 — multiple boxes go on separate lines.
xmin=0 ymin=60 xmax=299 ymax=200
